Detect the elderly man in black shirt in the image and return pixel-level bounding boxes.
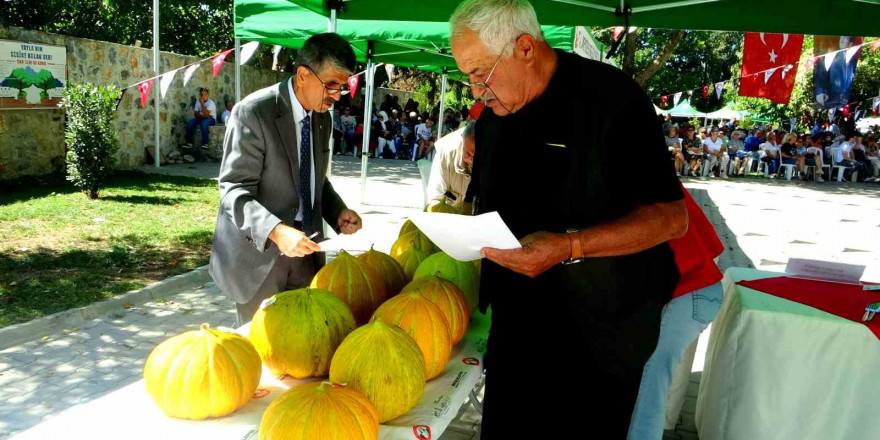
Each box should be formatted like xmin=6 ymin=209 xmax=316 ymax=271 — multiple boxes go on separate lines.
xmin=450 ymin=0 xmax=688 ymax=437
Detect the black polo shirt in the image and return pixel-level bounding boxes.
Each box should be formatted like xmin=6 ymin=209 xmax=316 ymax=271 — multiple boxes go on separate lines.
xmin=469 ymin=50 xmax=683 ymax=376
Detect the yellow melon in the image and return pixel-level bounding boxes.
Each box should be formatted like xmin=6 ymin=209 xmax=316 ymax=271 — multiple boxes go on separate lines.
xmin=259 ymin=382 xmax=379 ymax=440
xmin=310 ymin=250 xmax=388 ymax=325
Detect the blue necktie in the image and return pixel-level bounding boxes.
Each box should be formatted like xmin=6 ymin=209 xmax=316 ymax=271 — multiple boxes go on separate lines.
xmin=300 ymin=114 xmax=313 ymax=233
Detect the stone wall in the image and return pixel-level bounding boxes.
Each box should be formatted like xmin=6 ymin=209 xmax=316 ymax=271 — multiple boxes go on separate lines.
xmin=0 ymin=25 xmax=290 ymax=180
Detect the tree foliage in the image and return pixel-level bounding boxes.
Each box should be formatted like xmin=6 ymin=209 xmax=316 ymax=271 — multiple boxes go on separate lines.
xmin=1 ymin=0 xmax=234 ymax=58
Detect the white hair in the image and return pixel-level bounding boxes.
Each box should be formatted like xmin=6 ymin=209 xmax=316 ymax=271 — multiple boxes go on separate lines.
xmin=450 ymin=0 xmax=544 ymax=56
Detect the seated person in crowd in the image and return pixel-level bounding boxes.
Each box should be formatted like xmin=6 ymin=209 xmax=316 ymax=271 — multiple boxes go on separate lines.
xmin=666 ymin=126 xmax=685 ymax=176
xmin=415 ymin=117 xmax=436 ymax=160
xmin=340 ymin=107 xmax=357 ymax=155
xmin=851 ymin=135 xmax=873 ymax=182
xmin=219 ymin=100 xmax=234 ymax=125
xmin=744 ymin=129 xmax=764 ymax=157
xmin=701 ymin=129 xmax=728 ymax=178
xmin=865 ymin=136 xmax=880 ymax=182
xmin=759 ymin=132 xmax=779 ymax=175
xmin=833 ymin=133 xmax=867 ymax=181
xmin=727 ymin=130 xmax=745 ymax=175
xmin=805 ymin=134 xmax=826 ymax=182
xmin=373 ymin=111 xmax=398 ymax=158
xmin=426 ymin=121 xmax=477 ymax=213
xmin=184 ymin=87 xmax=217 ymax=149
xmin=683 ymin=126 xmax=703 ymax=177
xmin=779 ymin=133 xmax=807 ymax=179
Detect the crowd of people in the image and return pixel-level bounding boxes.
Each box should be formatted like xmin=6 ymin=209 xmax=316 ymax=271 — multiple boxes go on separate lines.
xmin=663 ymin=116 xmax=880 ymax=183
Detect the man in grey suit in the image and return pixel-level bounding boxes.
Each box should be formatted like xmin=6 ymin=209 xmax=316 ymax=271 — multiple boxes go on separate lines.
xmin=209 ymin=33 xmax=363 ymax=326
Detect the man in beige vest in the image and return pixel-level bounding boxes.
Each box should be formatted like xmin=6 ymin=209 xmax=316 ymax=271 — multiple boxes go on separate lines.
xmin=425 ymin=120 xmax=475 ymax=212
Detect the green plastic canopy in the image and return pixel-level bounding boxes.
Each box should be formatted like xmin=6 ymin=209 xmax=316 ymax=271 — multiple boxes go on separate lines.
xmin=285 ymin=0 xmax=880 ymax=37
xmin=667 ymin=99 xmax=707 ymax=117
xmin=235 ymin=0 xmax=584 ymax=73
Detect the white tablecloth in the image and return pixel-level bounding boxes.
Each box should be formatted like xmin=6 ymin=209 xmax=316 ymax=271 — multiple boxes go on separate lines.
xmin=696 ymin=268 xmax=880 ymax=440
xmin=14 ymin=312 xmax=490 ymax=440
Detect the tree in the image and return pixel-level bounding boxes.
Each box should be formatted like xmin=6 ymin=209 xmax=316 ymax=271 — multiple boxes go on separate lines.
xmin=34 ymin=70 xmax=63 ymax=98
xmin=3 ymin=67 xmax=36 ymax=98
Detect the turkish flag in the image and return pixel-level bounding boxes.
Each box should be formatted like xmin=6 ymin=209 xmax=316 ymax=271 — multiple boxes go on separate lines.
xmin=738 ymin=33 xmax=804 ymax=104
xmin=660 ymin=95 xmax=668 ymax=107
xmin=212 ymin=49 xmax=234 ymax=78
xmin=347 ymin=75 xmax=359 ymax=98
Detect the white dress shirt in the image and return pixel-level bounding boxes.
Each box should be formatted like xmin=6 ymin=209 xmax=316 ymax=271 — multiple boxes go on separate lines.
xmin=288 ymin=79 xmax=316 ymax=222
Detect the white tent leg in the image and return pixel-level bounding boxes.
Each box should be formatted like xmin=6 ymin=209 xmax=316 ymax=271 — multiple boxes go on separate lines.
xmin=359 ymin=58 xmax=375 ymax=203
xmin=437 ymin=71 xmax=447 ymax=140
xmin=234 ymin=38 xmax=241 ymax=103
xmin=153 ymin=0 xmax=160 ymax=168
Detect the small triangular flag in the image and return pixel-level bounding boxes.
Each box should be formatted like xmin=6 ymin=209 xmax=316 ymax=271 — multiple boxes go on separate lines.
xmin=687 ymin=90 xmax=693 ymax=97
xmin=159 ymin=68 xmax=179 ymax=99
xmin=702 ymin=85 xmax=709 ymax=99
xmin=384 ymin=64 xmax=395 ymax=79
xmin=137 ymin=80 xmax=151 ymax=109
xmin=846 ymin=46 xmax=861 ymax=65
xmin=183 ymin=63 xmax=200 ymax=86
xmin=829 ymin=108 xmax=836 ymax=119
xmin=347 ymin=75 xmax=360 ymax=99
xmin=240 ymin=42 xmax=259 ymax=65
xmin=823 ymin=52 xmax=836 ymax=71
xmin=805 ymin=57 xmax=818 ymax=69
xmin=790 ymin=118 xmax=797 ymax=129
xmin=660 ymin=95 xmax=668 ymax=107
xmin=612 ymin=27 xmax=626 ymax=40
xmin=673 ymin=92 xmax=682 ymax=106
xmin=212 ymin=49 xmax=233 ymax=78
xmin=764 ymin=67 xmax=777 ymax=84
xmin=872 ymin=40 xmax=880 ymax=52
xmin=855 ymin=110 xmax=862 ymax=120
xmin=715 ymin=82 xmax=724 ymax=100
xmin=873 ymin=97 xmax=880 ymax=115
xmin=781 ymin=64 xmax=794 ymax=80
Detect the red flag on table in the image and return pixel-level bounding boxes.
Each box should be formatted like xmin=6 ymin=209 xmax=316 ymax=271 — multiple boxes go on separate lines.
xmin=137 ymin=80 xmax=151 ymax=108
xmin=212 ymin=49 xmax=234 ymax=78
xmin=738 ymin=32 xmax=804 ymax=104
xmin=702 ymin=85 xmax=709 ymax=99
xmin=347 ymin=75 xmax=360 ymax=98
xmin=660 ymin=95 xmax=668 ymax=107
xmin=612 ymin=27 xmax=626 ymax=40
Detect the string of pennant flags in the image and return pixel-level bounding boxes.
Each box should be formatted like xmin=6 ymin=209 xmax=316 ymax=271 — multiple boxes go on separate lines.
xmin=656 ymin=38 xmax=880 ymax=120
xmin=122 ymin=41 xmax=387 ymax=109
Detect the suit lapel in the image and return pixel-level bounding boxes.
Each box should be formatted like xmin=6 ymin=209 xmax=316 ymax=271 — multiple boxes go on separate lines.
xmin=274 ymin=80 xmax=300 ymax=198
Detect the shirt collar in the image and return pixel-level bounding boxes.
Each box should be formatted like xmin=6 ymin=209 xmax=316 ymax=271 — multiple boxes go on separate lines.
xmin=288 ymin=78 xmax=311 ymax=124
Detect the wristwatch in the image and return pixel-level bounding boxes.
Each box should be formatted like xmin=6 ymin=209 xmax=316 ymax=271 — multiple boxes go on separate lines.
xmin=562 ymin=229 xmax=585 ymax=265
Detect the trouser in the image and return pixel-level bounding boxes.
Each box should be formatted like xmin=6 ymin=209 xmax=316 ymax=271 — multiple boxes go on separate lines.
xmin=702 ymin=155 xmax=730 ymax=176
xmin=377 ymin=137 xmax=396 ymax=156
xmin=186 ymin=117 xmax=215 ymax=145
xmin=627 ymin=283 xmax=724 ymax=440
xmin=234 ymin=253 xmax=317 ymax=326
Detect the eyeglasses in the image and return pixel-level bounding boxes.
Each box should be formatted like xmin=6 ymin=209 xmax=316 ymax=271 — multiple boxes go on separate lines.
xmin=303 ymin=65 xmax=350 ymax=96
xmin=458 ymin=41 xmax=514 ymax=90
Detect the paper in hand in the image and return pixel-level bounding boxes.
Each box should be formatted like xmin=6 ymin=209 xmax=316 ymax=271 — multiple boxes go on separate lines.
xmin=409 ymin=211 xmax=521 ymax=261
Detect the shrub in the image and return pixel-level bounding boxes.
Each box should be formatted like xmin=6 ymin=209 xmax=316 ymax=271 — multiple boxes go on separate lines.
xmin=61 ymin=83 xmax=120 ymax=199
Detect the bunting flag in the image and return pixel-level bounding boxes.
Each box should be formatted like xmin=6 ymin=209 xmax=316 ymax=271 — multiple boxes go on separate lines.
xmin=612 ymin=27 xmax=626 ymax=40
xmin=183 ymin=63 xmax=200 ymax=86
xmin=114 ymin=89 xmax=126 ymax=111
xmin=159 ymin=68 xmax=179 ymax=99
xmin=846 ymin=46 xmax=861 ymax=64
xmin=781 ymin=64 xmax=794 ymax=80
xmin=137 ymin=81 xmax=151 ymax=108
xmin=347 ymin=75 xmax=360 ymax=99
xmin=660 ymin=95 xmax=668 ymax=107
xmin=843 ymin=104 xmax=851 ymax=117
xmin=790 ymin=118 xmax=797 ymax=129
xmin=673 ymin=92 xmax=682 ymax=107
xmin=687 ymin=90 xmax=693 ymax=98
xmin=829 ymin=108 xmax=836 ymax=120
xmin=873 ymin=97 xmax=880 ymax=115
xmin=240 ymin=42 xmax=260 ymax=65
xmin=702 ymin=85 xmax=709 ymax=99
xmin=384 ymin=64 xmax=395 ymax=79
xmin=855 ymin=110 xmax=862 ymax=120
xmin=739 ymin=32 xmax=804 ymax=104
xmin=212 ymin=49 xmax=234 ymax=78
xmin=715 ymin=82 xmax=725 ymax=100
xmin=873 ymin=40 xmax=880 ymax=52
xmin=805 ymin=56 xmax=819 ymax=69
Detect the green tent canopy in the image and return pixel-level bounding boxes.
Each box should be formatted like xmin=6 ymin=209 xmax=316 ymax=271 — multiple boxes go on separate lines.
xmin=285 ymin=0 xmax=880 ymax=37
xmin=667 ymin=99 xmax=707 ymax=117
xmin=235 ymin=0 xmax=580 ymax=73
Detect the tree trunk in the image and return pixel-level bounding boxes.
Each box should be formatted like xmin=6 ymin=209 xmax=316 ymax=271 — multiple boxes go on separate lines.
xmin=88 ymin=187 xmax=99 ymax=199
xmin=622 ymin=29 xmax=639 ymax=76
xmin=634 ymin=30 xmax=687 ymax=86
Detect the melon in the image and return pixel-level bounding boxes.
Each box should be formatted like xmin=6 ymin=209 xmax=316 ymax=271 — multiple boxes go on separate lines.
xmin=330 ymin=320 xmax=426 ymax=422
xmin=249 ymin=288 xmax=356 ymax=378
xmin=356 ymin=246 xmax=408 ymax=296
xmin=144 ymin=323 xmax=261 ymax=419
xmin=259 ymin=381 xmax=379 ymax=440
xmin=398 ymin=219 xmax=419 ymax=238
xmin=372 ymin=292 xmax=453 ymax=380
xmin=391 ymin=230 xmax=437 ymax=259
xmin=426 ymin=199 xmax=459 ymax=214
xmin=394 ymin=246 xmax=428 ymax=281
xmin=413 ymin=252 xmax=480 ymax=312
xmin=402 ymin=275 xmax=470 ymax=345
xmin=310 ymin=250 xmax=388 ymax=325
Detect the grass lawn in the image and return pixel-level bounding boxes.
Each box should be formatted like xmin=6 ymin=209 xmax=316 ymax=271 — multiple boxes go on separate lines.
xmin=0 ymin=171 xmax=219 ymax=328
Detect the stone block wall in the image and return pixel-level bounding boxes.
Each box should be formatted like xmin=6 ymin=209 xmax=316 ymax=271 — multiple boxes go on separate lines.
xmin=0 ymin=25 xmax=290 ymax=180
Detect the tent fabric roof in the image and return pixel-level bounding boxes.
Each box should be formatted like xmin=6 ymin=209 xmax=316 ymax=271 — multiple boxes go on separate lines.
xmin=704 ymin=106 xmax=742 ymax=120
xmin=235 ymin=0 xmax=579 ymax=72
xmin=667 ymin=99 xmax=706 ymax=117
xmin=288 ymin=0 xmax=880 ymax=37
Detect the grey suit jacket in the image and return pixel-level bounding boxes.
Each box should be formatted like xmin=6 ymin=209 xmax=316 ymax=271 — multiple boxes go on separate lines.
xmin=208 ymin=80 xmax=347 ymax=304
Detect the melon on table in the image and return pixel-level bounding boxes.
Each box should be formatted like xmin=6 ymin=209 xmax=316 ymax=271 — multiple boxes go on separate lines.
xmin=259 ymin=381 xmax=379 ymax=440
xmin=402 ymin=275 xmax=470 ymax=345
xmin=413 ymin=252 xmax=480 ymax=312
xmin=356 ymin=246 xmax=408 ymax=296
xmin=310 ymin=250 xmax=388 ymax=325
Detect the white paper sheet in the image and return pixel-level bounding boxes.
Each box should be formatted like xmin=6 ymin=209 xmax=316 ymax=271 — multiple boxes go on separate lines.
xmin=317 ymin=232 xmax=374 ymax=255
xmin=409 ymin=212 xmax=521 ymax=261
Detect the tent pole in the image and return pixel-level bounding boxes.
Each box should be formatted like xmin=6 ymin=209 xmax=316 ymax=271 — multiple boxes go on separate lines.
xmin=359 ymin=42 xmax=375 ymax=203
xmin=234 ymin=38 xmax=241 ymax=103
xmin=328 ymin=8 xmax=337 ymax=32
xmin=326 ymin=9 xmax=337 ymax=178
xmin=437 ymin=69 xmax=447 ymax=140
xmin=153 ymin=0 xmax=160 ymax=168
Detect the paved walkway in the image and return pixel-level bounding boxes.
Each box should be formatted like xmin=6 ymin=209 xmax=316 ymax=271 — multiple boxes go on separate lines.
xmin=2 ymin=159 xmax=878 ymax=439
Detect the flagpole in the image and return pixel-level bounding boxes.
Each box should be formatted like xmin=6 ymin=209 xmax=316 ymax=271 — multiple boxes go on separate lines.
xmin=153 ymin=0 xmax=160 ymax=168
